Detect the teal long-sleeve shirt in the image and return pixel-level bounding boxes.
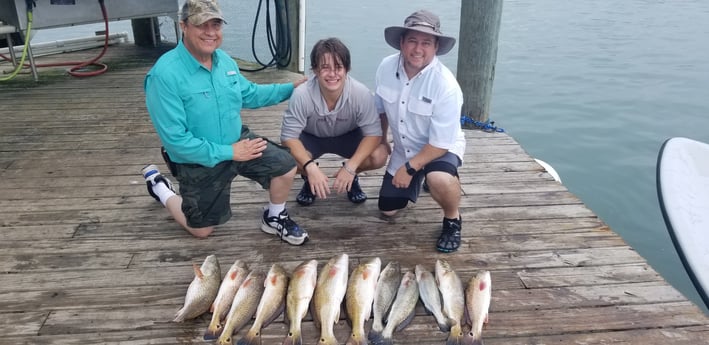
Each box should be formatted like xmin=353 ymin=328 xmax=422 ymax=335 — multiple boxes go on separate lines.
xmin=144 ymin=41 xmax=295 ymax=167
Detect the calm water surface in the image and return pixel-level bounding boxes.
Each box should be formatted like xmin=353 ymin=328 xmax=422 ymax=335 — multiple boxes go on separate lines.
xmin=32 ymin=0 xmax=709 ymax=312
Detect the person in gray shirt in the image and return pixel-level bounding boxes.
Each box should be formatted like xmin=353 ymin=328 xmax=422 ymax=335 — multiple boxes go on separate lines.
xmin=281 ymin=37 xmax=389 ymax=206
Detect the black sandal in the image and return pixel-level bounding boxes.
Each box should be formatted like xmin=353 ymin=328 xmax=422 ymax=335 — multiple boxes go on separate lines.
xmin=436 ymin=217 xmax=462 ymax=253
xmin=296 ymin=179 xmax=315 ymax=206
xmin=347 ymin=175 xmax=367 ymax=204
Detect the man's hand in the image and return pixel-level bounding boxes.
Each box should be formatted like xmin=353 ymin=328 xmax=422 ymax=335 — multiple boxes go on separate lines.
xmin=232 ymin=138 xmax=267 ymax=161
xmin=333 ymin=165 xmax=356 ymax=194
xmin=305 ymin=163 xmax=331 ymax=199
xmin=391 ymin=165 xmax=414 ymax=189
xmin=293 ymin=76 xmax=308 ymax=89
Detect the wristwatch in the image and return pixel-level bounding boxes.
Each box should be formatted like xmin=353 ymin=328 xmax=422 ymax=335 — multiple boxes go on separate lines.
xmin=405 ymin=161 xmax=417 ymax=176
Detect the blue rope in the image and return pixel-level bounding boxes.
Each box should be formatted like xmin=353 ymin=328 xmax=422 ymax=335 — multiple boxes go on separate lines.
xmin=460 ymin=115 xmax=505 ymax=133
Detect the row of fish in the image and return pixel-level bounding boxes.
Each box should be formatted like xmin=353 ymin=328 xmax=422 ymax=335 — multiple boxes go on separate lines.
xmin=173 ymin=254 xmax=491 ymax=345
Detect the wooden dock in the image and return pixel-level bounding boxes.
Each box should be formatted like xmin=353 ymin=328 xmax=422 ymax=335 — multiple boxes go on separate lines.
xmin=1 ymin=43 xmax=708 ymax=344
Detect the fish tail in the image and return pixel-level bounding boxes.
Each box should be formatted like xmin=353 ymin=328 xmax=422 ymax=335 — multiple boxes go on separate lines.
xmin=378 ymin=337 xmax=394 ymax=345
xmin=460 ymin=332 xmax=475 ymax=345
xmin=172 ymin=308 xmax=187 ymax=323
xmin=344 ymin=333 xmax=368 ymax=345
xmin=236 ymin=332 xmax=261 ymax=345
xmin=318 ymin=334 xmax=339 ymax=345
xmin=462 ymin=329 xmax=485 ymax=345
xmin=217 ymin=333 xmax=235 ymax=345
xmin=446 ymin=324 xmax=465 ymax=345
xmin=438 ymin=320 xmax=451 ymax=332
xmin=204 ymin=317 xmax=224 ymax=340
xmin=281 ymin=331 xmax=302 ymax=345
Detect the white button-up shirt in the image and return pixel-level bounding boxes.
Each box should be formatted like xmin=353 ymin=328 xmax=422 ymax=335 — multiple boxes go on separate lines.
xmin=374 ymin=53 xmax=466 ymax=176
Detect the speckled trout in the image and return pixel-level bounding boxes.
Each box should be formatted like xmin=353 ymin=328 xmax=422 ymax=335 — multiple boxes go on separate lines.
xmin=368 ymin=261 xmax=401 ymax=344
xmin=415 ymin=264 xmax=449 ymax=332
xmin=373 ymin=270 xmax=419 ymax=345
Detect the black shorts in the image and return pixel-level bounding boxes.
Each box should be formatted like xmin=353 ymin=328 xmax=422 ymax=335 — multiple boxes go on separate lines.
xmin=378 ymin=152 xmax=461 ymax=212
xmin=299 ymin=128 xmax=363 ymax=159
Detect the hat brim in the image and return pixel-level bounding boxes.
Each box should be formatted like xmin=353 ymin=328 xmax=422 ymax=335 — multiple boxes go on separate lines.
xmin=189 ymin=14 xmax=227 ymax=26
xmin=384 ymin=26 xmax=456 ymax=55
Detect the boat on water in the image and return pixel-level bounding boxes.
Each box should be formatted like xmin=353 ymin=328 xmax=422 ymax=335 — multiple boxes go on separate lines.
xmin=656 ymin=137 xmax=709 ymax=310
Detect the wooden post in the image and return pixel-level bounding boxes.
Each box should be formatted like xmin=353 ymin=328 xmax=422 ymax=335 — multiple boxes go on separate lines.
xmin=284 ymin=0 xmax=301 ymax=73
xmin=456 ymin=0 xmax=503 ymax=122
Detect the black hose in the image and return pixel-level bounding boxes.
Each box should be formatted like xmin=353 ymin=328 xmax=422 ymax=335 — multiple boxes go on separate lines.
xmin=239 ymin=0 xmax=292 ymax=72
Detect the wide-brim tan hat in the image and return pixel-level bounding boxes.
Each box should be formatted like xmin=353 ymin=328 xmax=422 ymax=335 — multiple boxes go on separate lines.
xmin=384 ymin=9 xmax=456 ymax=55
xmin=180 ymin=0 xmax=227 ymax=26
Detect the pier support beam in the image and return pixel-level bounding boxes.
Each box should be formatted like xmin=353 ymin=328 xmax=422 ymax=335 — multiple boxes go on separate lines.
xmin=456 ymin=0 xmax=504 ymax=122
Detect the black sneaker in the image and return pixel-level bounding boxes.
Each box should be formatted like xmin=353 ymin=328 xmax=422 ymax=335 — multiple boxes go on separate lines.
xmin=436 ymin=216 xmax=462 ymax=253
xmin=422 ymin=178 xmax=430 ymax=193
xmin=296 ymin=179 xmax=315 ymax=206
xmin=141 ymin=164 xmax=175 ymax=203
xmin=261 ymin=209 xmax=309 ymax=245
xmin=347 ymin=175 xmax=367 ymax=203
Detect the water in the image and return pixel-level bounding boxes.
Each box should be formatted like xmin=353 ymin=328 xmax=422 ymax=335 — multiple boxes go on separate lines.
xmin=30 ymin=0 xmax=709 ymax=313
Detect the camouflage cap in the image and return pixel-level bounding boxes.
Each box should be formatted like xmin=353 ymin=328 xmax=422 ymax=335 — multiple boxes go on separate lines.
xmin=180 ymin=0 xmax=226 ymax=26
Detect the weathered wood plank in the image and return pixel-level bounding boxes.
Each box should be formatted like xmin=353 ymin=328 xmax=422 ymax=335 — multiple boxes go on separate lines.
xmin=1 ymin=43 xmax=707 ymax=345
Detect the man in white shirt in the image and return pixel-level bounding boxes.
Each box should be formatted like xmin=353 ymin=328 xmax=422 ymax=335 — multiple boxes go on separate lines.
xmin=375 ymin=10 xmax=466 ymax=253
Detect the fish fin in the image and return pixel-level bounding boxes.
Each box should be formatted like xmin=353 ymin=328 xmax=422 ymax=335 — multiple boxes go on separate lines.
xmin=463 ymin=304 xmax=471 ymax=328
xmin=193 ymin=263 xmax=204 ymax=279
xmin=484 ymin=312 xmax=489 ymax=325
xmin=335 ymin=306 xmax=342 ymax=326
xmin=263 ymin=302 xmax=286 ymax=328
xmin=393 ymin=308 xmax=417 ymax=332
xmin=173 ymin=307 xmax=186 ymax=323
xmin=309 ymin=301 xmax=321 ymax=330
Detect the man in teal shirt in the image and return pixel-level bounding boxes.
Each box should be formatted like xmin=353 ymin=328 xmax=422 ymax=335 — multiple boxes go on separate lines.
xmin=141 ymin=0 xmax=308 ymax=245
